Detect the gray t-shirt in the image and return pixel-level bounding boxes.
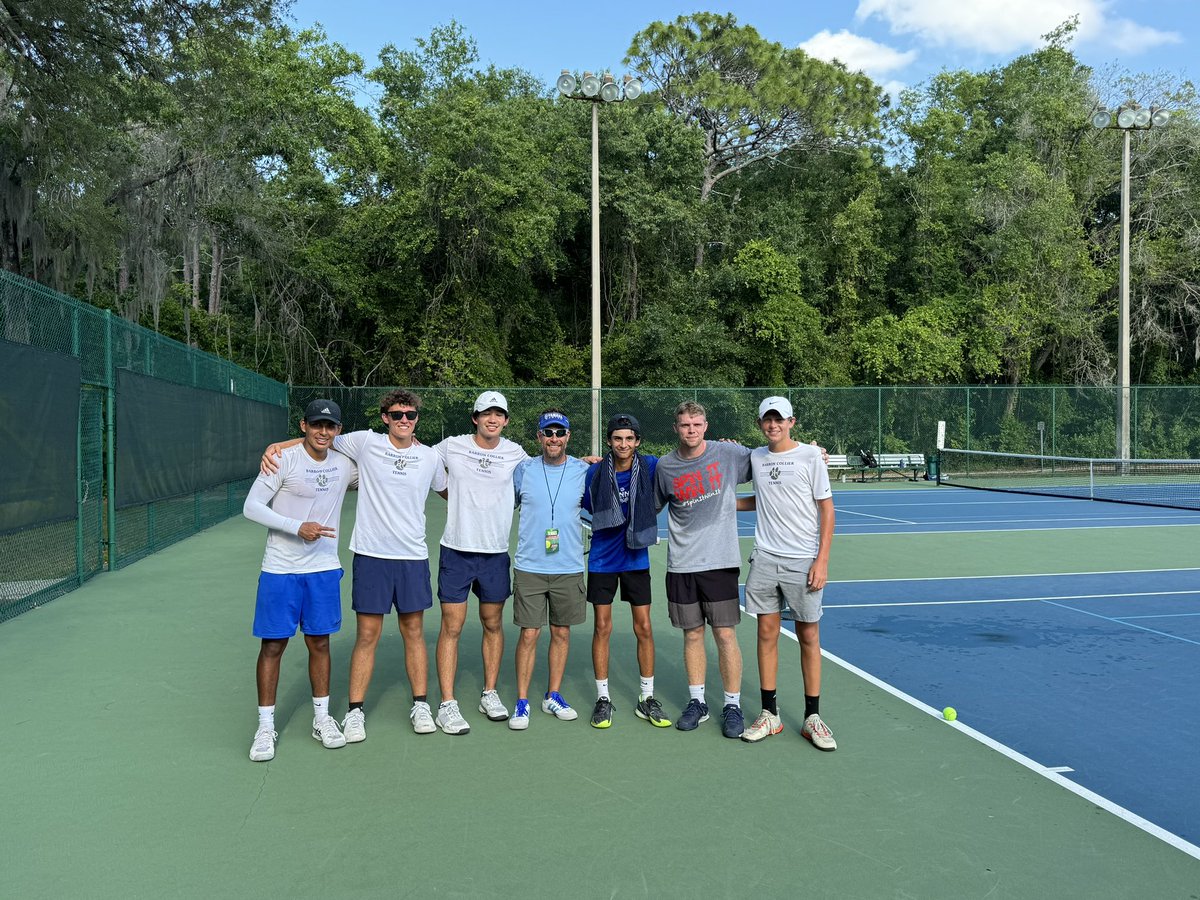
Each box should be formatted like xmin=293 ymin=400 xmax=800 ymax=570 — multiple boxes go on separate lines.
xmin=654 ymin=441 xmax=752 ymax=573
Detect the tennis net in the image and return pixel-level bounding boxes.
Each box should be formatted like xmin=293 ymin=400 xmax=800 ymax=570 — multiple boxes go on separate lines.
xmin=935 ymin=447 xmax=1200 ymax=511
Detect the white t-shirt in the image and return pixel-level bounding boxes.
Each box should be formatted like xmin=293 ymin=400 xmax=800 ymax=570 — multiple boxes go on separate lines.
xmin=333 ymin=431 xmax=447 ymax=560
xmin=750 ymin=443 xmax=832 ymax=559
xmin=435 ymin=434 xmax=529 ymax=553
xmin=243 ymin=445 xmax=356 ymax=574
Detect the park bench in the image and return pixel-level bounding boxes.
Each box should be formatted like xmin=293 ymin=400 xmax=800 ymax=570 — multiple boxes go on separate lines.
xmin=827 ymin=452 xmax=926 ymax=482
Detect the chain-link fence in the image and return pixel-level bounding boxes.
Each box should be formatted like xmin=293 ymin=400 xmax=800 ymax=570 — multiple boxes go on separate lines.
xmin=288 ymin=384 xmax=1200 ymax=461
xmin=1 ymin=271 xmax=287 ymax=624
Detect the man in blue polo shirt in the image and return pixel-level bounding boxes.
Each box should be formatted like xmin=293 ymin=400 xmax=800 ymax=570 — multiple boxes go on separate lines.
xmin=507 ymin=409 xmax=590 ymax=729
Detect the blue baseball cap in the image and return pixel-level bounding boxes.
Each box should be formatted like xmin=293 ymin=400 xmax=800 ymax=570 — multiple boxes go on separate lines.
xmin=538 ymin=412 xmax=570 ymax=430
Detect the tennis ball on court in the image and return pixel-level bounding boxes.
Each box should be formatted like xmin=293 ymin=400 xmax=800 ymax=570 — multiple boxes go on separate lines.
xmin=943 ymin=707 xmax=957 ymax=721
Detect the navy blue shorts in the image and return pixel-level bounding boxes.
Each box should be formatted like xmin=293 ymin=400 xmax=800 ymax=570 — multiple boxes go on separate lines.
xmin=253 ymin=569 xmax=343 ymax=639
xmin=437 ymin=547 xmax=511 ymax=604
xmin=352 ymin=554 xmax=433 ymax=615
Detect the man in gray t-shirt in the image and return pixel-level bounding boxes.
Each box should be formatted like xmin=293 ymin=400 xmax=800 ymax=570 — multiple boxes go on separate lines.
xmin=654 ymin=400 xmax=752 ymax=739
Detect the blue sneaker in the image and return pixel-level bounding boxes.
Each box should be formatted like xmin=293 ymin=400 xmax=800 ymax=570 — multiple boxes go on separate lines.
xmin=541 ymin=691 xmax=578 ymax=720
xmin=676 ymin=699 xmax=709 ymax=731
xmin=721 ymin=704 xmax=745 ymax=739
xmin=509 ymin=698 xmax=530 ymax=731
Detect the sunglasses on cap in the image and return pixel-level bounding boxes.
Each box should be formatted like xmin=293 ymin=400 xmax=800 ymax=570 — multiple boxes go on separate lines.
xmin=385 ymin=410 xmax=419 ymax=421
xmin=540 ymin=427 xmax=568 ymax=438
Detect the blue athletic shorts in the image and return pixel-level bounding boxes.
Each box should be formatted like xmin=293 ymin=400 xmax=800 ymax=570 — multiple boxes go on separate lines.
xmin=352 ymin=554 xmax=433 ymax=615
xmin=253 ymin=569 xmax=343 ymax=639
xmin=437 ymin=547 xmax=511 ymax=604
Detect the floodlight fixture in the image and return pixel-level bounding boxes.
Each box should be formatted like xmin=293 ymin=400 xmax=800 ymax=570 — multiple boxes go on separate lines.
xmin=600 ymin=73 xmax=620 ymax=102
xmin=557 ymin=70 xmax=577 ymax=96
xmin=1151 ymin=107 xmax=1170 ymax=127
xmin=1091 ymin=110 xmax=1111 ymax=129
xmin=580 ymin=72 xmax=601 ymax=97
xmin=623 ymin=74 xmax=642 ymax=100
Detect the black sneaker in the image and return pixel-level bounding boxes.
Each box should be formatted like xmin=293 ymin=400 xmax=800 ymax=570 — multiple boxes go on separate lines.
xmin=676 ymin=698 xmax=710 ymax=731
xmin=635 ymin=696 xmax=672 ymax=728
xmin=590 ymin=697 xmax=614 ymax=729
xmin=721 ymin=704 xmax=745 ymax=739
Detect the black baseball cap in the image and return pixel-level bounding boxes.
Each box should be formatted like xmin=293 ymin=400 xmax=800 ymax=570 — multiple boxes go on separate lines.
xmin=303 ymin=399 xmax=341 ymax=425
xmin=606 ymin=413 xmax=641 ymax=438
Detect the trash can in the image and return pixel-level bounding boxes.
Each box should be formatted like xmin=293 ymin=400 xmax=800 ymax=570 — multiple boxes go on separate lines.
xmin=925 ymin=452 xmax=939 ymax=481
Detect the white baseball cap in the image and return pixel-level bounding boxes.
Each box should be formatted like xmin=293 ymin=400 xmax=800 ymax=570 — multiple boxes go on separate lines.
xmin=758 ymin=396 xmax=794 ymax=419
xmin=473 ymin=390 xmax=509 ymax=415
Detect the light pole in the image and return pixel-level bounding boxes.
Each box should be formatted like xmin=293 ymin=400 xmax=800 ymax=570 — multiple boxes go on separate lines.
xmin=1091 ymin=103 xmax=1170 ymax=460
xmin=557 ymin=69 xmax=642 ymax=456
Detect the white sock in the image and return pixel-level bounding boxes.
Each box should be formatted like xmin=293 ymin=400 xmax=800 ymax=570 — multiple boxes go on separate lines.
xmin=688 ymin=684 xmax=705 ymax=702
xmin=639 ymin=676 xmax=654 ymax=700
xmin=724 ymin=691 xmax=741 ymax=708
xmin=312 ymin=696 xmax=330 ymax=723
xmin=258 ymin=705 xmax=275 ymax=729
xmin=596 ymin=679 xmax=609 ymax=700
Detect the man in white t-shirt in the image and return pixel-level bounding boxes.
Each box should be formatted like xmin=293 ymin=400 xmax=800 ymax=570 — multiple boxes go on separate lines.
xmin=261 ymin=391 xmax=448 ymax=742
xmin=243 ymin=399 xmax=355 ymax=762
xmin=738 ymin=396 xmax=837 ymax=750
xmin=431 ymin=391 xmax=529 ymax=734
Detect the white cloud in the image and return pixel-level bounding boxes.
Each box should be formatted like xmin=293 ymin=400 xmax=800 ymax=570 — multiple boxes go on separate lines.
xmin=855 ymin=0 xmax=1180 ymax=55
xmin=799 ymin=29 xmax=918 ymax=78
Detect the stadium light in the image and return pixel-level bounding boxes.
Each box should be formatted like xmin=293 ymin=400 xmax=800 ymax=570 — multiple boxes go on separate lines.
xmin=558 ymin=68 xmax=644 ymax=456
xmin=1091 ymin=103 xmax=1170 ymax=461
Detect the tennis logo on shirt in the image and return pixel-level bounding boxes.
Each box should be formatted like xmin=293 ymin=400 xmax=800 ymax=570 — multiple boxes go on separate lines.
xmin=478 ymin=458 xmax=492 ymax=471
xmin=769 ymin=467 xmax=781 ymax=481
xmin=394 ymin=457 xmax=408 ymax=471
xmin=316 ymin=473 xmax=329 ymax=487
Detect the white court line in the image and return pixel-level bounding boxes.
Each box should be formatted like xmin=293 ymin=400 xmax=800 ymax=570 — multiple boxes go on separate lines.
xmin=825 ymin=590 xmax=1200 ymax=610
xmin=1046 ymin=766 xmax=1075 ymax=774
xmin=1118 ymin=612 xmax=1200 ymax=620
xmin=836 ymin=515 xmax=1198 ymax=526
xmin=830 ymin=523 xmax=1200 ymax=536
xmin=798 ymin=629 xmax=1200 ymax=860
xmin=836 ymin=509 xmax=917 ymax=525
xmin=833 ymin=567 xmax=1200 ymax=584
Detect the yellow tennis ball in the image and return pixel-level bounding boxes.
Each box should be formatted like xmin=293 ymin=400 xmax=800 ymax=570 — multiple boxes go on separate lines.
xmin=943 ymin=707 xmax=957 ymax=721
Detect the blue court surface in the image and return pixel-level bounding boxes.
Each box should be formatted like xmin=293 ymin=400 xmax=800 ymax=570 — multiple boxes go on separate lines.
xmin=734 ymin=487 xmax=1200 ymax=854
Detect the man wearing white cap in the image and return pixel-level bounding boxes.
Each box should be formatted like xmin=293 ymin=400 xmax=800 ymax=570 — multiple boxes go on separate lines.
xmin=431 ymin=391 xmax=529 ymax=734
xmin=738 ymin=396 xmax=837 ymax=750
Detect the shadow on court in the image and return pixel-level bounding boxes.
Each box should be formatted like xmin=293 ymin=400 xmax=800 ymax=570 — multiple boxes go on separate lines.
xmin=3 ymin=495 xmax=1198 ymax=898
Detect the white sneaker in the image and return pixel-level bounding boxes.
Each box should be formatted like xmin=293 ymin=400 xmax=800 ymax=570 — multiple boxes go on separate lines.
xmin=312 ymin=716 xmax=347 ymax=749
xmin=741 ymin=709 xmax=783 ymax=743
xmin=436 ymin=700 xmax=471 ymax=735
xmin=541 ymin=691 xmax=578 ymax=721
xmin=801 ymin=713 xmax=837 ymax=751
xmin=410 ymin=701 xmax=436 ymax=734
xmin=342 ymin=708 xmax=366 ymax=743
xmin=509 ymin=698 xmax=531 ymax=730
xmin=249 ymin=726 xmax=277 ymax=762
xmin=478 ymin=689 xmax=508 ymax=721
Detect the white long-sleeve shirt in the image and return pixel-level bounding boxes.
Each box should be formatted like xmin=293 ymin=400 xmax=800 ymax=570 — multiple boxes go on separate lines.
xmin=243 ymin=444 xmax=356 ymax=573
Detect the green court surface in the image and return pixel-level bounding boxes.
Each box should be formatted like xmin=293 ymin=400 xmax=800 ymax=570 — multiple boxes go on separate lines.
xmin=4 ymin=494 xmax=1199 ymax=899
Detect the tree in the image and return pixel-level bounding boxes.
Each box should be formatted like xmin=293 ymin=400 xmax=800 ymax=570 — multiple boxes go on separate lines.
xmin=626 ymin=12 xmax=881 ymax=266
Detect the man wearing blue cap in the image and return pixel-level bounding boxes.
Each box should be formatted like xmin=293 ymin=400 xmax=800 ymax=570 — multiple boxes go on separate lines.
xmin=506 ymin=409 xmax=590 ymax=730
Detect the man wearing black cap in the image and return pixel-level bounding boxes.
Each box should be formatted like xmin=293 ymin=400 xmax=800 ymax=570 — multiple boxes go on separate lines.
xmin=243 ymin=399 xmax=355 ymax=762
xmin=581 ymin=414 xmax=670 ymax=729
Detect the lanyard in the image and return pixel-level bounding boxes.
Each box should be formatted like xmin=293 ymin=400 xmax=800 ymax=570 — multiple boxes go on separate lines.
xmin=541 ymin=457 xmax=567 ymax=527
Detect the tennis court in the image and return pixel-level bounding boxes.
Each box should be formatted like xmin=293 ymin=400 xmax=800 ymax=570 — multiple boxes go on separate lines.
xmin=4 ymin=483 xmax=1199 ymax=898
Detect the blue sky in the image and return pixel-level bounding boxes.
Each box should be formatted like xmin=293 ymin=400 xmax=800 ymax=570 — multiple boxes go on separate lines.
xmin=285 ymin=0 xmax=1196 ymax=100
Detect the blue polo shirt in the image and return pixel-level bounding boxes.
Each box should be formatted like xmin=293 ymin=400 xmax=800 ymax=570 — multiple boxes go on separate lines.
xmin=513 ymin=456 xmax=589 ymax=574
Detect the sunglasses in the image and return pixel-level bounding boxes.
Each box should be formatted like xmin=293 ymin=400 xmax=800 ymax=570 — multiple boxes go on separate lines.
xmin=540 ymin=427 xmax=568 ymax=438
xmin=385 ymin=410 xmax=419 ymax=421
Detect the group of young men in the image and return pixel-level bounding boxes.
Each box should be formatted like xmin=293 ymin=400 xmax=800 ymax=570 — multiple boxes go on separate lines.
xmin=242 ymin=390 xmax=836 ymax=762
